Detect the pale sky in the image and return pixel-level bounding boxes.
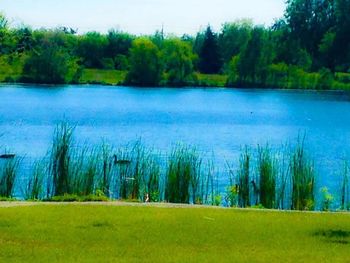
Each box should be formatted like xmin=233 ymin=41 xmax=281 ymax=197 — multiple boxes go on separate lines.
xmin=1 ymin=0 xmax=286 ymax=35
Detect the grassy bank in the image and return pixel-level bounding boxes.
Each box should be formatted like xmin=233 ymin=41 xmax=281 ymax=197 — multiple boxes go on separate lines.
xmin=78 ymin=69 xmax=228 ymax=87
xmin=2 ymin=66 xmax=350 ymax=90
xmin=0 ymin=203 xmax=349 ymax=262
xmin=77 ymin=69 xmax=350 ymax=89
xmin=80 ymin=69 xmax=127 ymax=85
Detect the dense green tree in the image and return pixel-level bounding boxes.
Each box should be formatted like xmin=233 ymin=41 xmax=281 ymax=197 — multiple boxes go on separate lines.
xmin=0 ymin=14 xmax=14 ymax=54
xmin=332 ymin=0 xmax=350 ymax=70
xmin=162 ymin=38 xmax=196 ymax=85
xmin=150 ymin=29 xmax=165 ymax=48
xmin=198 ymin=26 xmax=222 ymax=74
xmin=22 ymin=34 xmax=79 ymax=84
xmin=219 ymin=20 xmax=253 ymax=65
xmin=14 ymin=27 xmax=34 ymax=53
xmin=1 ymin=2 xmax=350 ymax=89
xmin=76 ymin=32 xmax=108 ymax=68
xmin=106 ymin=30 xmax=133 ymax=60
xmin=237 ymin=27 xmax=274 ymax=85
xmin=284 ymin=0 xmax=336 ymax=68
xmin=126 ymin=38 xmax=162 ymax=86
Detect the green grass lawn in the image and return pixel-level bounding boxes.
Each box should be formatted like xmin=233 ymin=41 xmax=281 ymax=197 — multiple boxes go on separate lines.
xmin=194 ymin=73 xmax=228 ymax=87
xmin=80 ymin=69 xmax=127 ymax=85
xmin=0 ymin=204 xmax=349 ymax=262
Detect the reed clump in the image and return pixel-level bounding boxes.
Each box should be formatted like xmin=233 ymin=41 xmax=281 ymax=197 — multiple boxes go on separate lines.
xmin=237 ymin=147 xmax=251 ymax=207
xmin=257 ymin=145 xmax=277 ymax=209
xmin=340 ymin=161 xmax=349 ymax=210
xmin=290 ymin=139 xmax=315 ymax=211
xmin=49 ymin=122 xmax=74 ymax=196
xmin=0 ymin=122 xmax=340 ymax=212
xmin=165 ymin=145 xmax=203 ymax=204
xmin=0 ymin=157 xmax=21 ymax=198
xmin=24 ymin=161 xmax=45 ymax=200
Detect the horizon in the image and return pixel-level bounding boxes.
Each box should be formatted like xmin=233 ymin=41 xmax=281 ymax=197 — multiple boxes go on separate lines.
xmin=1 ymin=0 xmax=285 ymax=35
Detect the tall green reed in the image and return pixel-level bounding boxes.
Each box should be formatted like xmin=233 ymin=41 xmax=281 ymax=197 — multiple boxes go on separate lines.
xmin=0 ymin=157 xmax=21 ymax=198
xmin=237 ymin=147 xmax=251 ymax=208
xmin=24 ymin=160 xmax=45 ymax=200
xmin=100 ymin=143 xmax=114 ymax=197
xmin=341 ymin=161 xmax=349 ymax=210
xmin=165 ymin=145 xmax=202 ymax=204
xmin=68 ymin=147 xmax=99 ymax=196
xmin=257 ymin=145 xmax=277 ymax=209
xmin=49 ymin=122 xmax=74 ymax=196
xmin=290 ymin=139 xmax=316 ymax=210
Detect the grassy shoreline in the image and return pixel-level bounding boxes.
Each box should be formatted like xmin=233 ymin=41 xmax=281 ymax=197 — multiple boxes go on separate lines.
xmin=2 ymin=68 xmax=350 ymax=90
xmin=0 ymin=203 xmax=349 ymax=262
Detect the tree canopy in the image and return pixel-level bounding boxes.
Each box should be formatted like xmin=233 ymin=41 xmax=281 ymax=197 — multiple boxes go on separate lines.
xmin=1 ymin=0 xmax=350 ymax=88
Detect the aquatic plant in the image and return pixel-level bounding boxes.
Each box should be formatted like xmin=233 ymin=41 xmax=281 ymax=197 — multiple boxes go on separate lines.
xmin=99 ymin=143 xmax=114 ymax=197
xmin=340 ymin=161 xmax=349 ymax=210
xmin=276 ymin=144 xmax=291 ymax=210
xmin=68 ymin=147 xmax=99 ymax=196
xmin=237 ymin=147 xmax=251 ymax=208
xmin=114 ymin=146 xmax=133 ymax=199
xmin=290 ymin=138 xmax=316 ymax=211
xmin=199 ymin=159 xmax=215 ymax=205
xmin=257 ymin=145 xmax=277 ymax=209
xmin=0 ymin=157 xmax=21 ymax=198
xmin=24 ymin=160 xmax=46 ymax=200
xmin=165 ymin=145 xmax=203 ymax=204
xmin=319 ymin=187 xmax=333 ymax=211
xmin=49 ymin=122 xmax=74 ymax=196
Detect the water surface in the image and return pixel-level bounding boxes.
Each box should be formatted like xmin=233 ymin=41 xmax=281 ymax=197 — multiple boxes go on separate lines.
xmin=1 ymin=84 xmax=350 ymax=190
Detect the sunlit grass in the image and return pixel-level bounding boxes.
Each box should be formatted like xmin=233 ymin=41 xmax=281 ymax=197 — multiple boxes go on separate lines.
xmin=193 ymin=73 xmax=228 ymax=87
xmin=80 ymin=69 xmax=127 ymax=85
xmin=0 ymin=204 xmax=349 ymax=262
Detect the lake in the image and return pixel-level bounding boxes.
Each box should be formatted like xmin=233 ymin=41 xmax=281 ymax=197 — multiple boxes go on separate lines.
xmin=1 ymin=84 xmax=350 ymax=193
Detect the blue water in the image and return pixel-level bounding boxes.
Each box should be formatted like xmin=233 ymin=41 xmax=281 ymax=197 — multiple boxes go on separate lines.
xmin=1 ymin=84 xmax=350 ymax=192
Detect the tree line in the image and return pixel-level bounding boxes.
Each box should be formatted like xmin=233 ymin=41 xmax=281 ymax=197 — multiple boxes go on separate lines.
xmin=0 ymin=0 xmax=350 ymax=88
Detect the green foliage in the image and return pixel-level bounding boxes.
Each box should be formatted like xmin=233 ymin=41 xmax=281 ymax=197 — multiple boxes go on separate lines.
xmin=80 ymin=69 xmax=126 ymax=85
xmin=265 ymin=63 xmax=321 ymax=89
xmin=126 ymin=38 xmax=162 ymax=86
xmin=319 ymin=187 xmax=333 ymax=211
xmin=226 ymin=55 xmax=240 ymax=86
xmin=317 ymin=67 xmax=334 ymax=89
xmin=46 ymin=193 xmax=108 ymax=202
xmin=0 ymin=196 xmax=16 ymax=201
xmin=236 ymin=27 xmax=275 ymax=86
xmin=193 ymin=73 xmax=228 ymax=87
xmin=226 ymin=185 xmax=238 ymax=207
xmin=0 ymin=54 xmax=26 ymax=82
xmin=198 ymin=26 xmax=222 ymax=74
xmin=0 ymin=7 xmax=350 ymax=88
xmin=114 ymin=54 xmax=129 ymax=71
xmin=162 ymin=38 xmax=196 ymax=86
xmin=106 ymin=30 xmax=133 ymax=59
xmin=76 ymin=32 xmax=108 ymax=68
xmin=219 ymin=20 xmax=253 ymax=65
xmin=22 ymin=43 xmax=79 ymax=84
